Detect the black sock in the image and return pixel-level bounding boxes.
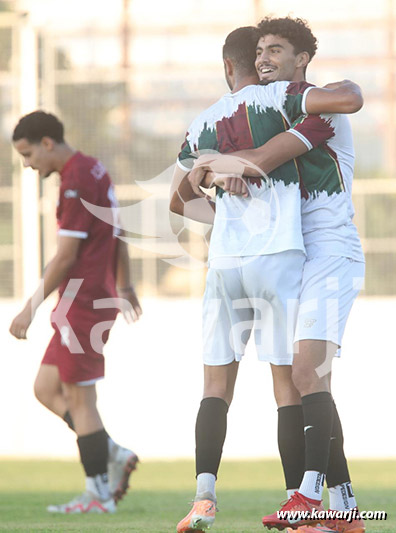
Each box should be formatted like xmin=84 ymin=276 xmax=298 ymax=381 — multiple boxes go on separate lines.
xmin=326 ymin=402 xmax=351 ymax=487
xmin=77 ymin=429 xmax=109 ymax=477
xmin=302 ymin=392 xmax=334 ymax=474
xmin=63 ymin=410 xmax=75 ymax=431
xmin=195 ymin=397 xmax=229 ymax=478
xmin=278 ymin=405 xmax=305 ymax=490
xmin=63 ymin=411 xmax=111 ymax=441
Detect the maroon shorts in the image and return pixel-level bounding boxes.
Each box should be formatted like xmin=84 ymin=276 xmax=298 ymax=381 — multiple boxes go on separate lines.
xmin=42 ymin=304 xmax=118 ymax=384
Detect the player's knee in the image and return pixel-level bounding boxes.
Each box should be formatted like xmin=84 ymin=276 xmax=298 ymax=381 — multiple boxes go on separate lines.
xmin=203 ymin=385 xmax=228 ymax=402
xmin=61 ymin=384 xmax=77 ymax=411
xmin=203 ymin=367 xmax=237 ymax=405
xmin=33 ymin=379 xmax=52 ymax=408
xmin=63 ymin=384 xmax=97 ymax=413
xmin=203 ymin=378 xmax=235 ymax=404
xmin=273 ymin=386 xmax=301 ymax=407
xmin=291 ymin=364 xmax=312 ymax=395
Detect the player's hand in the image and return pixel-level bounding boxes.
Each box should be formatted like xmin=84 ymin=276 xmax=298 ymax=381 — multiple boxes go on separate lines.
xmin=118 ymin=286 xmax=142 ymax=324
xmin=188 ymin=166 xmax=209 ymax=198
xmin=221 ymin=176 xmax=250 ymax=198
xmin=211 ymin=172 xmax=245 ymax=191
xmin=9 ymin=304 xmax=33 ymax=339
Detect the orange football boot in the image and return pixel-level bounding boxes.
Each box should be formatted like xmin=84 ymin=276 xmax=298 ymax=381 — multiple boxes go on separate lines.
xmin=176 ymin=499 xmax=217 ymax=532
xmin=322 ymin=509 xmax=365 ymax=533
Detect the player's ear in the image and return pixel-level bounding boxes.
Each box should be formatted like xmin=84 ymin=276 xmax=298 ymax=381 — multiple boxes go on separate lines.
xmin=41 ymin=136 xmax=56 ymax=151
xmin=296 ymin=51 xmax=310 ymax=70
xmin=223 ymin=57 xmax=234 ymax=78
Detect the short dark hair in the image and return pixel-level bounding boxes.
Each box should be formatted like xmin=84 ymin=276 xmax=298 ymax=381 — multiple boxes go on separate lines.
xmin=257 ymin=16 xmax=317 ymax=62
xmin=12 ymin=111 xmax=65 ymax=144
xmin=223 ymin=26 xmax=259 ymax=76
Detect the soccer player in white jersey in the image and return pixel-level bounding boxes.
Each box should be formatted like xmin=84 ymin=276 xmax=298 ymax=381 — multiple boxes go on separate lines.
xmin=188 ymin=17 xmax=365 ymax=533
xmin=170 ymin=26 xmax=363 ymax=533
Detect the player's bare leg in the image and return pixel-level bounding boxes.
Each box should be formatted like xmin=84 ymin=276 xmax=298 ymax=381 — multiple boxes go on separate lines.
xmin=290 ymin=342 xmax=334 ymax=508
xmin=61 ymin=382 xmax=103 ymax=435
xmin=263 ymin=341 xmax=363 ymax=531
xmin=62 ymin=382 xmax=138 ymax=503
xmin=34 ymin=364 xmax=68 ymax=418
xmin=292 ymin=340 xmax=334 ymax=396
xmin=47 ymin=382 xmax=115 ymax=513
xmin=203 ymin=360 xmax=239 ymax=405
xmin=292 ymin=340 xmax=364 ymax=532
xmin=263 ymin=343 xmax=364 ymax=530
xmin=271 ymin=364 xmax=301 ymax=407
xmin=177 ymin=361 xmax=239 ymax=532
xmin=33 ymin=364 xmax=91 ymax=431
xmin=264 ymin=341 xmax=334 ymax=525
xmin=34 ymin=367 xmax=137 ymax=504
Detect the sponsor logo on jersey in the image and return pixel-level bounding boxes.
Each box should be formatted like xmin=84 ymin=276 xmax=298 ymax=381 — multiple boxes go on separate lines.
xmin=91 ymin=161 xmax=107 ymax=181
xmin=304 ymin=318 xmax=317 ymax=328
xmin=64 ymin=189 xmax=79 ymax=199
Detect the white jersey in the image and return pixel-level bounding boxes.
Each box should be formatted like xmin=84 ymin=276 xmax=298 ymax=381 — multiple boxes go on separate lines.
xmin=178 ymin=81 xmax=316 ymax=262
xmin=293 ymin=111 xmax=365 ymax=262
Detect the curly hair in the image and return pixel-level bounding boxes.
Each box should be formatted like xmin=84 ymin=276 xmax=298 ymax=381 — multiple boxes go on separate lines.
xmin=257 ymin=16 xmax=318 ymax=62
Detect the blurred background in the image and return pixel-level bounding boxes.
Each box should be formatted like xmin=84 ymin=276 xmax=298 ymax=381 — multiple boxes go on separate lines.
xmin=0 ymin=0 xmax=395 ymax=459
xmin=1 ymin=0 xmax=396 ymax=298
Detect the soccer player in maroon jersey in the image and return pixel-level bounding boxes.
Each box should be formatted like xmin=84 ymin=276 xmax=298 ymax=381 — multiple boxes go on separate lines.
xmin=10 ymin=111 xmax=142 ymax=513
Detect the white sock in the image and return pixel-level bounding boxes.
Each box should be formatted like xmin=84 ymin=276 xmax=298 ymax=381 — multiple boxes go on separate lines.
xmin=86 ymin=473 xmax=110 ymax=501
xmin=329 ymin=482 xmax=357 ymax=510
xmin=287 ymin=488 xmax=298 ymax=499
xmin=196 ymin=473 xmax=216 ymax=502
xmin=299 ymin=470 xmax=325 ymax=501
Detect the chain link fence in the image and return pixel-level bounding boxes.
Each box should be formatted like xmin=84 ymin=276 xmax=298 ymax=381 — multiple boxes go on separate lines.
xmin=1 ymin=1 xmax=396 ymax=298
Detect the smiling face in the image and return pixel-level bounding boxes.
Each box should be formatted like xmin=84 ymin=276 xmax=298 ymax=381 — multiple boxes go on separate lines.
xmin=255 ymin=34 xmax=306 ymax=84
xmin=13 ymin=137 xmax=56 ymax=178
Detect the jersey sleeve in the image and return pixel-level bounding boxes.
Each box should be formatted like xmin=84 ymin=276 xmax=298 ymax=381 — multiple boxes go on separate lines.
xmin=57 ymin=170 xmax=98 ymax=239
xmin=288 ymin=113 xmax=337 ymax=150
xmin=260 ymin=81 xmax=334 ymax=150
xmin=282 ymin=81 xmax=316 ymax=123
xmin=256 ymin=81 xmax=315 ymax=124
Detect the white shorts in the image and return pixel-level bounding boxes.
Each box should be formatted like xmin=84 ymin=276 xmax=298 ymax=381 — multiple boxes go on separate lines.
xmin=294 ymin=256 xmax=365 ymax=354
xmin=202 ymin=251 xmax=305 ymax=366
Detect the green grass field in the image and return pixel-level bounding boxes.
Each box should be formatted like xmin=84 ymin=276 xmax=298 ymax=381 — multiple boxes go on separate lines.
xmin=0 ymin=459 xmax=394 ymax=532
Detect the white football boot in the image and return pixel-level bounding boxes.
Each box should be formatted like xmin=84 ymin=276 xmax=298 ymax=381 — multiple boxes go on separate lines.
xmin=108 ymin=443 xmax=139 ymax=502
xmin=47 ymin=491 xmax=116 ymax=514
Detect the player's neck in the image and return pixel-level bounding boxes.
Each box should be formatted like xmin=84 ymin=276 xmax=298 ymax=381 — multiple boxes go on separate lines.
xmin=231 ymin=75 xmax=259 ymax=93
xmin=290 ymin=69 xmax=306 ymax=82
xmin=55 ymin=144 xmax=77 ymax=173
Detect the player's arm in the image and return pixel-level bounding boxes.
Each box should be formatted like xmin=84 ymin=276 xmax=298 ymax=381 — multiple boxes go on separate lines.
xmin=116 ymin=236 xmax=142 ymax=323
xmin=170 ymin=162 xmax=215 ymax=224
xmin=9 ymin=235 xmax=81 ymax=339
xmin=190 ymin=80 xmax=363 ymax=190
xmin=189 ymin=131 xmax=309 ymax=183
xmin=304 ymin=79 xmax=363 ymax=114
